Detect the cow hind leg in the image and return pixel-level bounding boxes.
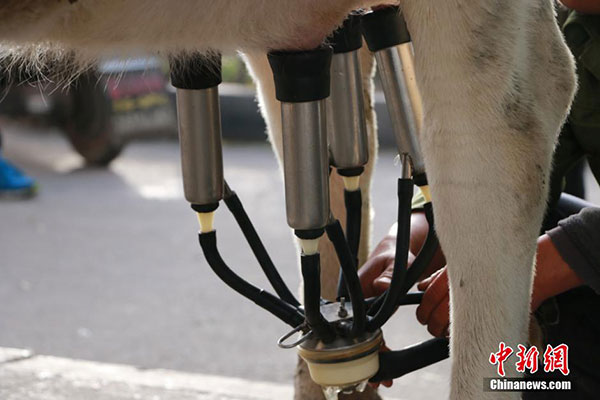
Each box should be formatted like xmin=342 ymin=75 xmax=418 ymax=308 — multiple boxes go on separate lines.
xmin=402 ymin=0 xmax=575 ymax=398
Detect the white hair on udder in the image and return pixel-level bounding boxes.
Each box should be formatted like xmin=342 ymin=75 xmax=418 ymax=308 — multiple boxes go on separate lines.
xmin=0 ymin=0 xmax=392 ymax=85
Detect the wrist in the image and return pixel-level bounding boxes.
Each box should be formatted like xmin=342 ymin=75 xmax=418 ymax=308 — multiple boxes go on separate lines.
xmin=531 ymin=234 xmax=583 ymax=310
xmin=560 ymin=0 xmax=600 ymax=14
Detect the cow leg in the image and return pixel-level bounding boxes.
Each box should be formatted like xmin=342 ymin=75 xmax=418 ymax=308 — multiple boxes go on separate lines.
xmin=401 ymin=0 xmax=575 ymax=398
xmin=243 ymin=44 xmax=379 ymax=400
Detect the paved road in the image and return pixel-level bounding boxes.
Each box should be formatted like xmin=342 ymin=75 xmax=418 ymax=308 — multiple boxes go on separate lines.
xmin=1 ymin=122 xmax=598 ymax=399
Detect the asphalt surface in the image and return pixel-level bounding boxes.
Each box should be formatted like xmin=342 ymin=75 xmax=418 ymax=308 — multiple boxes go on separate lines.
xmin=1 ymin=122 xmax=598 ymax=399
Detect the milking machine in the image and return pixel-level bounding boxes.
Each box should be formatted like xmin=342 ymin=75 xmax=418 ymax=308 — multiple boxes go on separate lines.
xmin=169 ymin=6 xmax=448 ymax=399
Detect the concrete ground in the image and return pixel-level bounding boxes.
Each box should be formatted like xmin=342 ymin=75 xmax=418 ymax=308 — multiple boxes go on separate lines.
xmin=1 ymin=122 xmax=598 ymax=399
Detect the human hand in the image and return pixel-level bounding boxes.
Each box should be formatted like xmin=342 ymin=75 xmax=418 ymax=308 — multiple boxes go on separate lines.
xmin=358 ymin=233 xmax=415 ymax=298
xmin=559 ymin=0 xmax=600 ymax=14
xmin=416 ymin=267 xmax=450 ymax=338
xmin=530 ymin=233 xmax=583 ymax=311
xmin=414 ymin=233 xmax=585 ymax=339
xmin=359 ymin=211 xmax=444 ymax=298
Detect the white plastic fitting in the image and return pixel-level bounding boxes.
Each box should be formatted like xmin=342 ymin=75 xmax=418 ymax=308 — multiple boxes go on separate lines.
xmin=298 ymin=330 xmax=382 ymax=391
xmin=197 ymin=211 xmax=215 ymax=233
xmin=342 ymin=176 xmax=361 ymax=192
xmin=303 ymin=351 xmax=379 ymax=387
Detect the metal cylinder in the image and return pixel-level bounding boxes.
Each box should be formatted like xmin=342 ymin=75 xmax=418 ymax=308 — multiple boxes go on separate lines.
xmin=375 ymin=44 xmax=425 ymax=174
xmin=326 ymin=51 xmax=368 ymax=172
xmin=281 ymin=101 xmax=330 ymax=231
xmin=268 ymin=47 xmax=333 ymax=233
xmin=176 ymin=87 xmax=224 ymax=206
xmin=400 ymin=152 xmax=412 ymax=179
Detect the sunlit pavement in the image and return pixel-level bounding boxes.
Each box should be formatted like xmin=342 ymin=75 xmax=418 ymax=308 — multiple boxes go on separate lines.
xmin=1 ymin=122 xmax=598 ymax=399
xmin=0 ymin=346 xmax=296 ymax=400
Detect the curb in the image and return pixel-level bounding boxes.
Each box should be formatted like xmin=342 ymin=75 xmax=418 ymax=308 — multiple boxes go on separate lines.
xmin=0 ymin=347 xmax=293 ymax=400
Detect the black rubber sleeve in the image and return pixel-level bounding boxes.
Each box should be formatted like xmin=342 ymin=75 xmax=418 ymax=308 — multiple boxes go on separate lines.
xmin=337 ymin=166 xmax=364 ymax=177
xmin=401 ymin=203 xmax=439 ymax=294
xmin=199 ymin=231 xmax=304 ymax=328
xmin=366 ymin=178 xmax=413 ymax=331
xmin=330 ymin=14 xmax=363 ymax=54
xmin=295 ymin=228 xmax=325 ymax=240
xmin=344 ymin=189 xmax=362 ymax=262
xmin=337 ymin=189 xmax=362 ymax=299
xmin=371 ymin=338 xmax=450 ymax=382
xmin=267 ymin=46 xmax=332 ymax=103
xmin=362 ymin=6 xmax=411 ymax=52
xmin=326 ymin=220 xmax=366 ymax=338
xmin=223 ymin=187 xmax=300 ymax=307
xmin=413 ymin=173 xmax=428 ymax=188
xmin=301 ymin=254 xmax=336 ymax=343
xmin=170 ymin=53 xmax=222 ymax=90
xmin=191 ymin=203 xmax=219 ymax=213
xmin=397 ymin=291 xmax=424 ymax=306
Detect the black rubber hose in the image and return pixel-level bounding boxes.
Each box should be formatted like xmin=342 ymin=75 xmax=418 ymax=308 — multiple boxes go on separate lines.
xmin=368 ymin=291 xmax=425 ymax=318
xmin=223 ymin=185 xmax=300 ymax=307
xmin=366 ymin=178 xmax=413 ymax=331
xmin=370 ymin=338 xmax=450 ymax=382
xmin=367 ymin=290 xmax=384 ymax=316
xmin=365 ymin=291 xmax=424 ymax=309
xmin=337 ymin=189 xmax=362 ymax=299
xmin=337 ymin=270 xmax=348 ymax=300
xmin=397 ymin=291 xmax=424 ymax=306
xmin=345 ymin=189 xmax=362 ymax=260
xmin=301 ymin=253 xmax=336 ymax=343
xmin=400 ymin=202 xmax=438 ymax=294
xmin=368 ymin=202 xmax=437 ymax=316
xmin=199 ymin=231 xmax=304 ymax=328
xmin=326 ymin=220 xmax=366 ymax=338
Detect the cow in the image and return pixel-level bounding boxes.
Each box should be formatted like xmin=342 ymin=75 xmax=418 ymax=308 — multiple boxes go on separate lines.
xmin=0 ymin=1 xmax=576 ymax=399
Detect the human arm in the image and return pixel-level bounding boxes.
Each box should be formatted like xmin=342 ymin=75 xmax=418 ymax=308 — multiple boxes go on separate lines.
xmin=546 ymin=207 xmax=600 ymax=294
xmin=560 ymin=0 xmax=600 ymax=14
xmin=358 ymin=210 xmax=445 ymax=298
xmin=416 ymin=230 xmax=588 ymax=338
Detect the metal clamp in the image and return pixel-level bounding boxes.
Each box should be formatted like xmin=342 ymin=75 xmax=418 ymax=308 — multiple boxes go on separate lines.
xmin=277 ymin=323 xmax=312 ymax=349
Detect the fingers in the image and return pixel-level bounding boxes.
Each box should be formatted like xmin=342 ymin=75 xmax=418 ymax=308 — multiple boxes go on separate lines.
xmin=370 ymin=379 xmax=393 ymax=388
xmin=371 ymin=250 xmax=416 ymax=294
xmin=425 ymin=294 xmax=450 ymax=338
xmin=359 ymin=253 xmax=394 ymax=298
xmin=358 ymin=236 xmax=397 ymax=298
xmin=372 ymin=261 xmax=393 ymax=294
xmin=417 ymin=267 xmax=443 ymax=291
xmin=416 ymin=268 xmax=450 ymax=337
xmin=416 ymin=267 xmax=450 ymax=338
xmin=416 ymin=268 xmax=448 ymax=324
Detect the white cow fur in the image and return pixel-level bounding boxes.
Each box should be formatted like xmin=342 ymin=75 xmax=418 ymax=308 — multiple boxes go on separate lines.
xmin=0 ymin=0 xmax=576 ymax=399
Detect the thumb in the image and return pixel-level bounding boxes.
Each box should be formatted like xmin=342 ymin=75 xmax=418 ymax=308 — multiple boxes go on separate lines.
xmin=417 ymin=268 xmax=443 ymax=291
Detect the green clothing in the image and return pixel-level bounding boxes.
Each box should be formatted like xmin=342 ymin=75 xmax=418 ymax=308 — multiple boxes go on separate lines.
xmin=547 ymin=12 xmax=600 ymax=210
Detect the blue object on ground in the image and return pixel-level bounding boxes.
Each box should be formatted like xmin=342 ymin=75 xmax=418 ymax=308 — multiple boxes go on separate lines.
xmin=0 ymin=155 xmax=36 ymax=199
